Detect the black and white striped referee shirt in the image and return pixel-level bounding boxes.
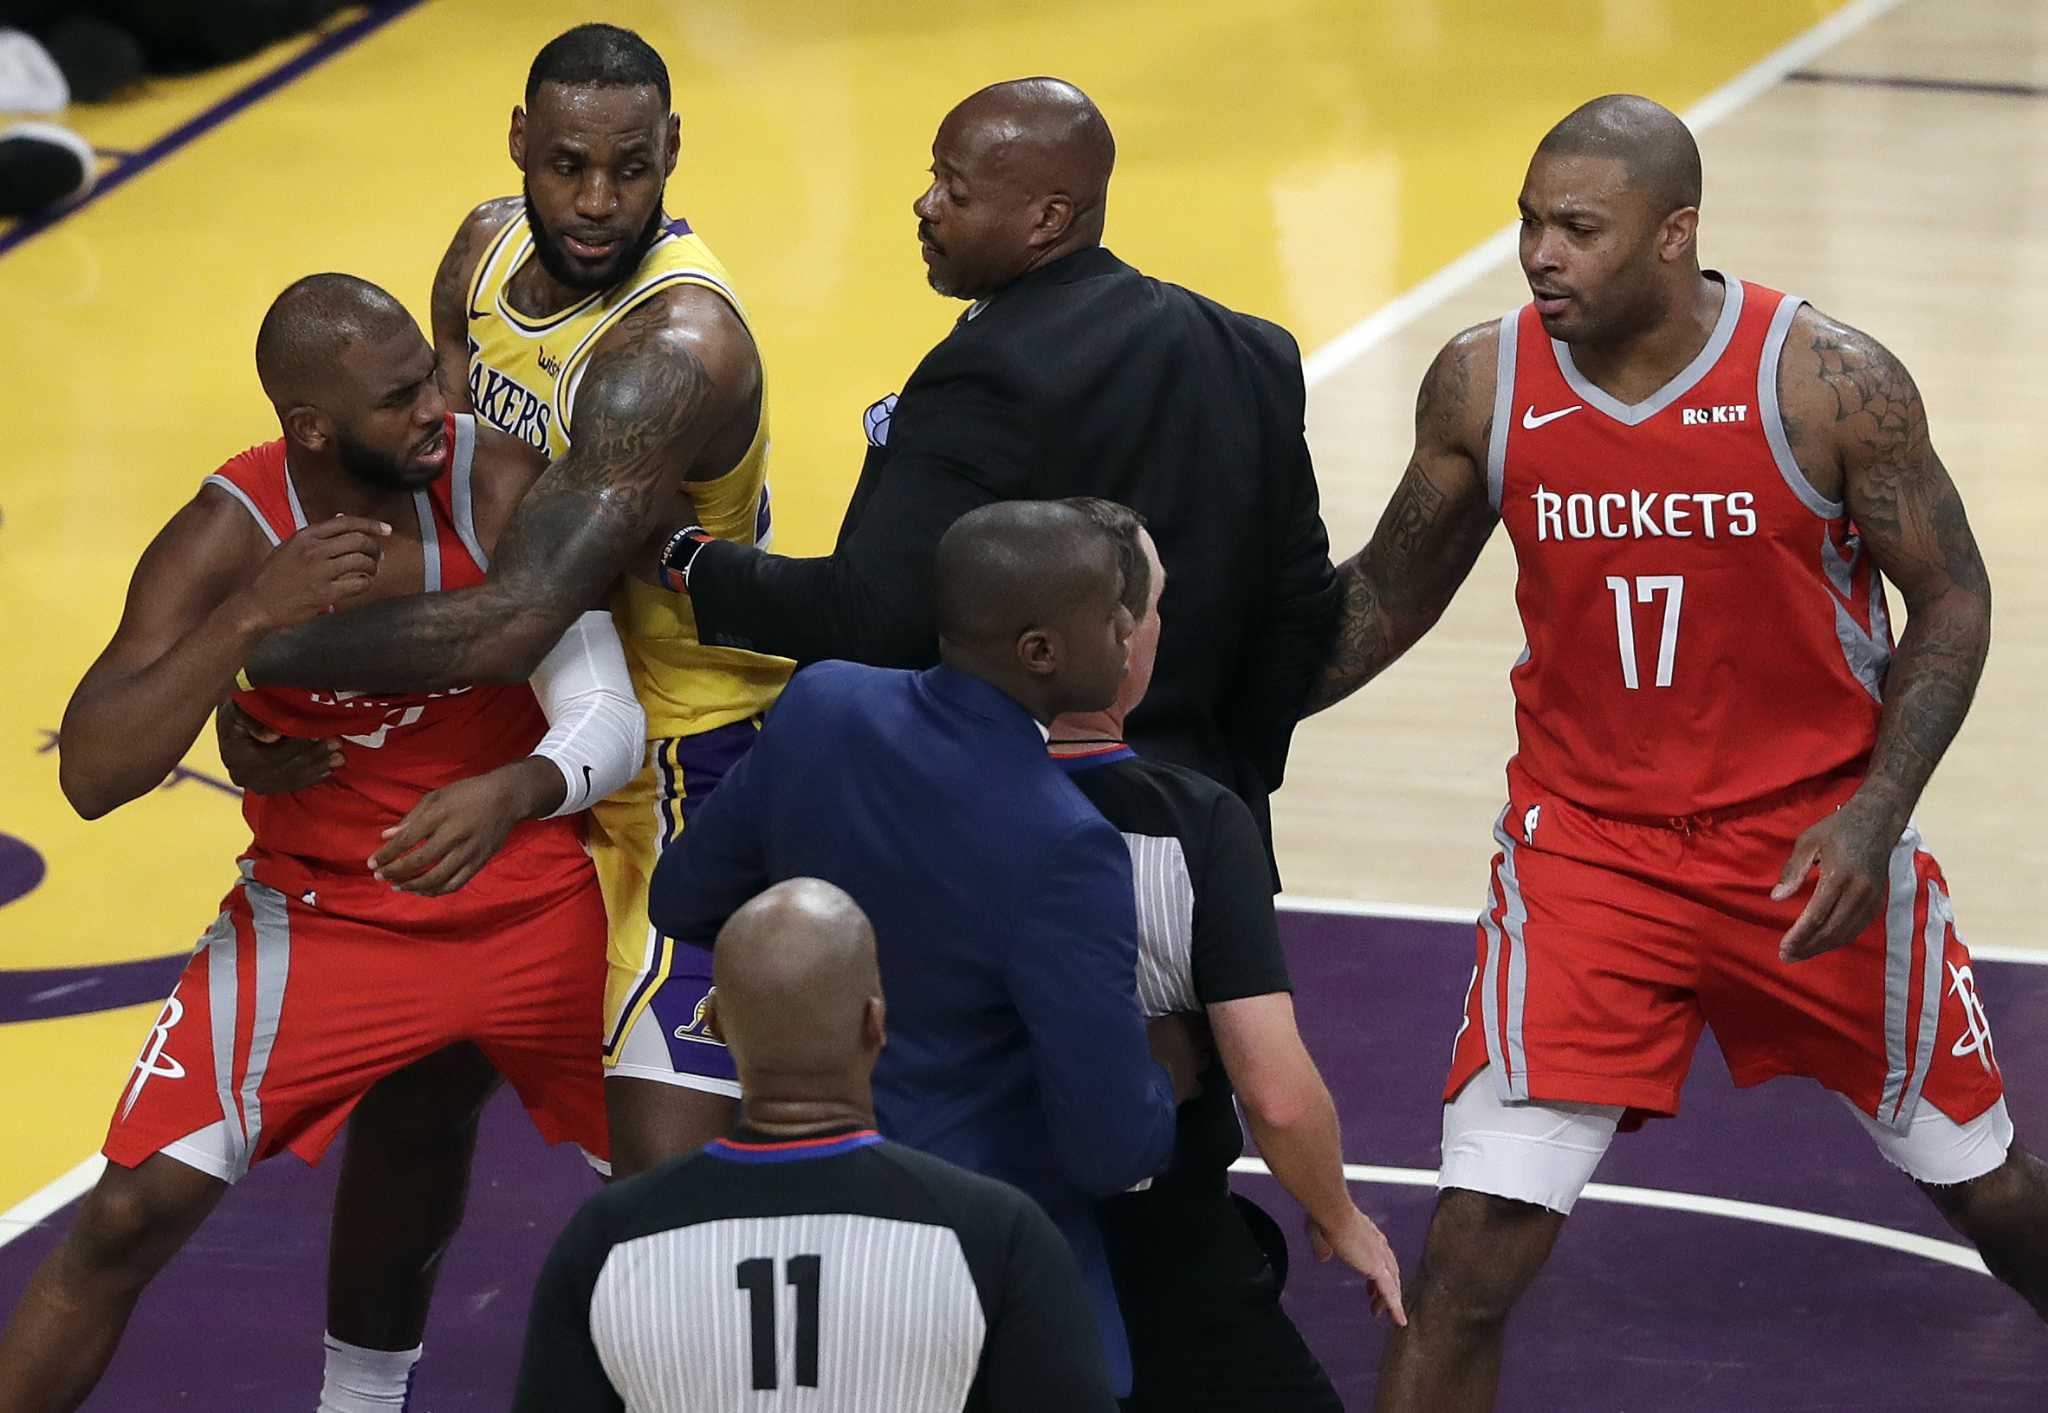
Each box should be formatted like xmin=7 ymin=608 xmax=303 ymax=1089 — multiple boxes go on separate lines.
xmin=1055 ymin=746 xmax=1294 ymax=1183
xmin=513 ymin=1125 xmax=1117 ymax=1412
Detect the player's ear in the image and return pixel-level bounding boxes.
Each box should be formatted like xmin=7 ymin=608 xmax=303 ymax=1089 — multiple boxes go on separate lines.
xmin=282 ymin=405 xmax=326 ymax=455
xmin=1658 ymin=206 xmax=1699 ymax=265
xmin=701 ymin=989 xmax=722 ymax=1043
xmin=864 ymin=995 xmax=886 ymax=1055
xmin=1014 ymin=626 xmax=1058 ymax=679
xmin=664 ymin=113 xmax=681 ymax=175
xmin=1031 ymin=192 xmax=1074 ymax=249
xmin=509 ymin=106 xmax=527 ymax=168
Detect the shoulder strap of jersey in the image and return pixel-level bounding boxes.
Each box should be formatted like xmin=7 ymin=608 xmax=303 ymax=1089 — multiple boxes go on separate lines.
xmin=1484 ymin=307 xmax=1527 ymax=514
xmin=424 ymin=413 xmax=491 ymax=571
xmin=202 ymin=440 xmax=301 ymax=547
xmin=467 ymin=211 xmax=528 ymax=319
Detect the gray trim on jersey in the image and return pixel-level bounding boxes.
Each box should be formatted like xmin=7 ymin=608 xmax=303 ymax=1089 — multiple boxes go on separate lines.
xmin=448 ymin=413 xmax=489 ymax=569
xmin=1832 ymin=598 xmax=1890 ymax=703
xmin=1551 ymin=273 xmax=1745 ymax=427
xmin=235 ymin=861 xmax=293 ymax=1179
xmin=411 ymin=489 xmax=441 ymax=593
xmin=1486 ymin=311 xmax=1519 ymax=512
xmin=1899 ymin=878 xmax=1953 ymax=1129
xmin=1878 ymin=825 xmax=1927 ymax=1129
xmin=1122 ymin=831 xmax=1198 ymax=1017
xmin=590 ymin=1213 xmax=985 ymax=1411
xmin=200 ymin=475 xmax=282 ymax=547
xmin=1477 ymin=806 xmax=1531 ymax=1102
xmin=1758 ymin=293 xmax=1845 ymax=518
xmin=202 ymin=907 xmax=242 ymax=1171
xmin=1821 ymin=530 xmax=1859 ymax=600
xmin=282 ymin=465 xmax=309 ymax=531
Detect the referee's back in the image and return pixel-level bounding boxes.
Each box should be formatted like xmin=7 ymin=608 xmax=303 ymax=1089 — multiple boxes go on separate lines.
xmin=513 ymin=879 xmax=1116 ymax=1412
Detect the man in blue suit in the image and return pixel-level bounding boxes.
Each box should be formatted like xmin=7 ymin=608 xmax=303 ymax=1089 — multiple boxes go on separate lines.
xmin=647 ymin=500 xmax=1182 ymax=1396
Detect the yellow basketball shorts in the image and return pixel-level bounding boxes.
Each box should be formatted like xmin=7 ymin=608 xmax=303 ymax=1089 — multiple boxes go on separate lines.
xmin=588 ymin=717 xmax=760 ymax=1093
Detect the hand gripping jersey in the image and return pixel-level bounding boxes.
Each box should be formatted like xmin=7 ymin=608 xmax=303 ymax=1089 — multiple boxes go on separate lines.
xmin=1487 ymin=275 xmax=1894 ymax=818
xmin=203 ymin=413 xmax=590 ymax=912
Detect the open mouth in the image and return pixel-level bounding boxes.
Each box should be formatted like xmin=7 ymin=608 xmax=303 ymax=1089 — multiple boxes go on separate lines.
xmin=415 ymin=427 xmax=449 ymax=466
xmin=563 ymin=233 xmax=622 ymax=261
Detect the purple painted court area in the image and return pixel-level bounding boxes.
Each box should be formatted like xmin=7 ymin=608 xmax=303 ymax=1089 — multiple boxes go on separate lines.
xmin=2 ymin=909 xmax=2042 ymax=1410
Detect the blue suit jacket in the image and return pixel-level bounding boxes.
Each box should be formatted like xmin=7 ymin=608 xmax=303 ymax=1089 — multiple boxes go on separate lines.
xmin=648 ymin=661 xmax=1178 ymax=1392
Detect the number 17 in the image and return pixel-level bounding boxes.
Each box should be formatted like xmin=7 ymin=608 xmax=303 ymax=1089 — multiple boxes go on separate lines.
xmin=1605 ymin=574 xmax=1684 ymax=689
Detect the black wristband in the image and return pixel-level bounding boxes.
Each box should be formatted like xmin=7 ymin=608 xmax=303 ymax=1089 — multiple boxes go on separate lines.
xmin=657 ymin=525 xmax=714 ymax=593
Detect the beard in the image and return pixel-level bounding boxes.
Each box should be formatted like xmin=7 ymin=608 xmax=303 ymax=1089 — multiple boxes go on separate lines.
xmin=522 ymin=181 xmax=667 ymax=292
xmin=336 ymin=426 xmax=434 ymax=492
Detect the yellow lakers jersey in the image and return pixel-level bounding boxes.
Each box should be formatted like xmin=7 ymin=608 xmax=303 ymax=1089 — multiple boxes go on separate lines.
xmin=465 ymin=213 xmax=791 ymax=738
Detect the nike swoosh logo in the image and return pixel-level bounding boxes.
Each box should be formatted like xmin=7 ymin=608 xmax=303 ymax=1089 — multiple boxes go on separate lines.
xmin=581 ymin=765 xmax=594 ymax=791
xmin=1522 ymin=404 xmax=1583 ymax=430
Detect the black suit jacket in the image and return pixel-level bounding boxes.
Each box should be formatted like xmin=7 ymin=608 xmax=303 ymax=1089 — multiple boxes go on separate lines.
xmin=688 ymin=245 xmax=1341 ymax=855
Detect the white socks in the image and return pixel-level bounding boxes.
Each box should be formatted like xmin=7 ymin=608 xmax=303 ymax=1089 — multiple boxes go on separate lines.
xmin=316 ymin=1334 xmax=422 ymax=1413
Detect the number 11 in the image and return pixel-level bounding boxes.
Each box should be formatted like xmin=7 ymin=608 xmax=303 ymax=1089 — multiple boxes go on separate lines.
xmin=1605 ymin=574 xmax=1684 ymax=689
xmin=737 ymin=1254 xmax=822 ymax=1390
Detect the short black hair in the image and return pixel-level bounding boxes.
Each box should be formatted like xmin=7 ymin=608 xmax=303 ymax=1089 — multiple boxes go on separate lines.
xmin=254 ymin=272 xmax=411 ymax=408
xmin=933 ymin=502 xmax=1123 ymax=648
xmin=527 ymin=23 xmax=670 ymax=111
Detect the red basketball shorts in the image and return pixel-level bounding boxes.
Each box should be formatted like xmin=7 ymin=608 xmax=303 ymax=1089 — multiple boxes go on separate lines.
xmin=1446 ymin=767 xmax=2004 ymax=1131
xmin=103 ymin=860 xmax=609 ymax=1181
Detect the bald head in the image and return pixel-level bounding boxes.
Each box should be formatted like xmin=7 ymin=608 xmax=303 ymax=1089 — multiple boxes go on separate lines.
xmin=254 ymin=273 xmax=417 ymax=411
xmin=916 ymin=78 xmax=1115 ymax=300
xmin=711 ymin=880 xmax=883 ymax=1084
xmin=1536 ymin=94 xmax=1701 ymax=217
xmin=949 ymin=77 xmax=1114 ymax=214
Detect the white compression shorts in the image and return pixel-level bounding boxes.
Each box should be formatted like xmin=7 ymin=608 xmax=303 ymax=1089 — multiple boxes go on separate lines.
xmin=1439 ymin=1067 xmax=2014 ymax=1215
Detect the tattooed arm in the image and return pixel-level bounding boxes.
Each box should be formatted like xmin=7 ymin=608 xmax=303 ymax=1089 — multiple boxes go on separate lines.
xmin=1771 ymin=308 xmax=1991 ymax=959
xmin=1303 ymin=322 xmax=1500 ymax=716
xmin=428 ymin=197 xmax=521 ymax=410
xmin=245 ymin=288 xmax=759 ymax=693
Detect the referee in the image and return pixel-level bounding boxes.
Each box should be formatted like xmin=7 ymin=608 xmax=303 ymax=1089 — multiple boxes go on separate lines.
xmin=1049 ymin=501 xmax=1405 ymax=1411
xmin=512 ymin=879 xmax=1116 ymax=1411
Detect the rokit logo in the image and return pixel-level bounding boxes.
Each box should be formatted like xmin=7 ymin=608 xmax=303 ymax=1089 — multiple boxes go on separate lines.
xmin=1681 ymin=404 xmax=1749 ymax=426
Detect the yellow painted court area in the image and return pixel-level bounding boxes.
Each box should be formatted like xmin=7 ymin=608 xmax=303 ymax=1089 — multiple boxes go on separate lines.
xmin=19 ymin=0 xmax=2027 ymax=1218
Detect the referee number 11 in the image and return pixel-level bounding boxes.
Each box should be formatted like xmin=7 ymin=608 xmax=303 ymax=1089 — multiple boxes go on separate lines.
xmin=1605 ymin=574 xmax=1685 ymax=689
xmin=737 ymin=1254 xmax=822 ymax=1390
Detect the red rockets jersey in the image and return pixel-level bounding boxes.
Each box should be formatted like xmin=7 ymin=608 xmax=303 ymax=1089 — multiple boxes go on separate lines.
xmin=203 ymin=414 xmax=588 ymax=904
xmin=1487 ymin=276 xmax=1893 ymax=819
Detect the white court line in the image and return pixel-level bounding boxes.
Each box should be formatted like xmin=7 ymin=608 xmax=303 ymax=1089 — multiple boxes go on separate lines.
xmin=1280 ymin=894 xmax=1475 ymax=926
xmin=1227 ymin=1157 xmax=1991 ymax=1276
xmin=0 ymin=1155 xmax=103 ymax=1251
xmin=1277 ymin=895 xmax=2048 ymax=965
xmin=1300 ymin=0 xmax=1909 ymax=390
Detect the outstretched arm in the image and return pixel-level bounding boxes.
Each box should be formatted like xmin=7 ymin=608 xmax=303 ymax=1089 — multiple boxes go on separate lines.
xmin=246 ymin=290 xmax=756 ymax=693
xmin=1772 ymin=311 xmax=1991 ymax=959
xmin=683 ymin=370 xmax=1034 ymax=666
xmin=1303 ymin=323 xmax=1500 ymax=716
